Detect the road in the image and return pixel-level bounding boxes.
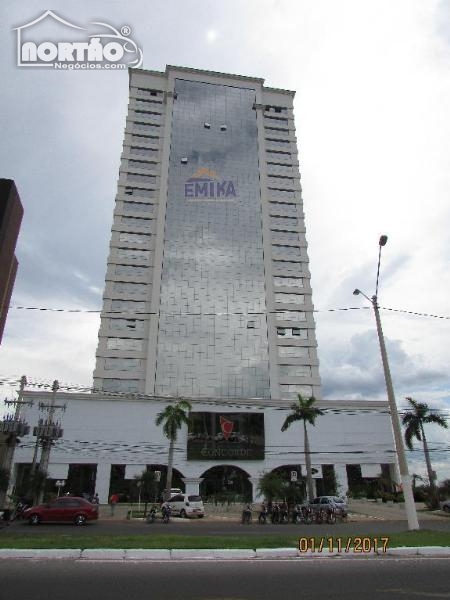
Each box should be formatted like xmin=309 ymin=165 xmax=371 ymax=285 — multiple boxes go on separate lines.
xmin=1 ymin=556 xmax=449 ymax=600
xmin=3 ymin=515 xmax=450 ymax=537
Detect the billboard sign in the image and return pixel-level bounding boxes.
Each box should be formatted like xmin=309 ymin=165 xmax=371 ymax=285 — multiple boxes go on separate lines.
xmin=187 ymin=412 xmax=264 ymax=460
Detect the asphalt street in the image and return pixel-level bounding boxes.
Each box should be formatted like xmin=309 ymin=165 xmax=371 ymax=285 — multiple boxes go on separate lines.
xmin=1 ymin=556 xmax=449 ymax=600
xmin=2 ymin=516 xmax=450 ymax=537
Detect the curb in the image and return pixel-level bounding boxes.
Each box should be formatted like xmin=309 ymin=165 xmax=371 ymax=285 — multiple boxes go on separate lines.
xmin=0 ymin=546 xmax=449 ymax=560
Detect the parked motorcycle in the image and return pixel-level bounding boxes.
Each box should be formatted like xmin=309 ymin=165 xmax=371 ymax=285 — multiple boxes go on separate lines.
xmin=258 ymin=504 xmax=268 ymax=524
xmin=241 ymin=504 xmax=252 ymax=525
xmin=292 ymin=504 xmax=313 ymax=524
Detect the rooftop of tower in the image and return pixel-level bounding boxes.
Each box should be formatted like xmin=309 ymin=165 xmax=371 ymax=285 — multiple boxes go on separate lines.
xmin=129 ymin=64 xmax=296 ymax=97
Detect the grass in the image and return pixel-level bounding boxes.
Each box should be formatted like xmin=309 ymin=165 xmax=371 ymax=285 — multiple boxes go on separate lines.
xmin=0 ymin=530 xmax=449 ymax=550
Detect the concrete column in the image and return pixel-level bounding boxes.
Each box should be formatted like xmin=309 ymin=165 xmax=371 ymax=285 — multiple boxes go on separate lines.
xmin=95 ymin=463 xmax=111 ymax=504
xmin=182 ymin=478 xmax=203 ymax=496
xmin=334 ymin=464 xmax=349 ymax=498
xmin=249 ymin=477 xmax=263 ymax=502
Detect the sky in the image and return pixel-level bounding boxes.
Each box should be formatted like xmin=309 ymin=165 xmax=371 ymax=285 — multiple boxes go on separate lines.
xmin=0 ymin=0 xmax=449 ymax=482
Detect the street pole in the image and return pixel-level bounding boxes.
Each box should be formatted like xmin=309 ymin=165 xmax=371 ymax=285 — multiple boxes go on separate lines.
xmin=36 ymin=380 xmax=60 ymax=504
xmin=0 ymin=376 xmax=30 ymax=507
xmin=372 ymin=295 xmax=419 ymax=530
xmin=353 ymin=235 xmax=419 ymax=531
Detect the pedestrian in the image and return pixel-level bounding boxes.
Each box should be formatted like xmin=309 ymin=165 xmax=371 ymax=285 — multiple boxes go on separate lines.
xmin=109 ymin=493 xmax=119 ymax=516
xmin=92 ymin=493 xmax=99 ymax=505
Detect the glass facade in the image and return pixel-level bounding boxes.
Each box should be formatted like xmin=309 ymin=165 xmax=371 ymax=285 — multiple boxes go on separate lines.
xmin=154 ymin=79 xmax=270 ymax=398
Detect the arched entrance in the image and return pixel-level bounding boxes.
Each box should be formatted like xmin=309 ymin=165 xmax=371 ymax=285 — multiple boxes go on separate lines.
xmin=108 ymin=464 xmax=185 ymax=501
xmin=199 ymin=465 xmax=252 ymax=503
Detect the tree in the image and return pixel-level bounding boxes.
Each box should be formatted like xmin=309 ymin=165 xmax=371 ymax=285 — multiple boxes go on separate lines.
xmin=257 ymin=471 xmax=286 ymax=503
xmin=155 ymin=399 xmax=192 ymax=499
xmin=402 ymin=397 xmax=448 ymax=508
xmin=133 ymin=469 xmax=157 ymax=515
xmin=281 ymin=394 xmax=324 ymax=502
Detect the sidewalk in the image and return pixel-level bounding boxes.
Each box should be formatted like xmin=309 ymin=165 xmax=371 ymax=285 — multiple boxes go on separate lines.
xmin=348 ymin=500 xmax=450 ymax=522
xmin=1 ymin=546 xmax=450 ymax=561
xmin=98 ymin=501 xmax=450 ymax=523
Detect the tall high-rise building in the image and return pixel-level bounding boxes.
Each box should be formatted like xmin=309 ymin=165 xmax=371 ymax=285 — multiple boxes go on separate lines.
xmin=93 ymin=66 xmax=321 ymax=402
xmin=0 ymin=179 xmax=23 ymax=344
xmin=12 ymin=68 xmax=397 ymax=503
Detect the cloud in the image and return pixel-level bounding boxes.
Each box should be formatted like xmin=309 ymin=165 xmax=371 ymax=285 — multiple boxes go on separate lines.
xmin=321 ymin=329 xmax=449 ymax=400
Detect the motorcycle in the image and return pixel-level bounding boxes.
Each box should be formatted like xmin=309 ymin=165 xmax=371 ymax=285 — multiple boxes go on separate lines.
xmin=161 ymin=504 xmax=171 ymax=524
xmin=146 ymin=507 xmax=157 ymax=523
xmin=292 ymin=504 xmax=313 ymax=524
xmin=271 ymin=503 xmax=280 ymax=524
xmin=258 ymin=505 xmax=268 ymax=524
xmin=241 ymin=505 xmax=252 ymax=525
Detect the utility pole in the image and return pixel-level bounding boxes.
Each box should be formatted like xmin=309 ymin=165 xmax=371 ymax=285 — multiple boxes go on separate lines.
xmin=34 ymin=381 xmax=65 ymax=504
xmin=0 ymin=376 xmax=30 ymax=507
xmin=353 ymin=235 xmax=420 ymax=531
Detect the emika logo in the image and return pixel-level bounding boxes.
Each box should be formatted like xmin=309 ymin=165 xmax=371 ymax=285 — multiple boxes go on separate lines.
xmin=219 ymin=416 xmax=234 ymax=441
xmin=12 ymin=11 xmax=143 ymax=69
xmin=184 ymin=167 xmax=237 ymax=201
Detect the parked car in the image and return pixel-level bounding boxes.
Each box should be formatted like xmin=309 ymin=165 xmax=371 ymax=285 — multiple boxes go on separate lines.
xmin=22 ymin=496 xmax=99 ymax=526
xmin=440 ymin=499 xmax=450 ymax=513
xmin=169 ymin=493 xmax=205 ymax=518
xmin=309 ymin=496 xmax=348 ymax=517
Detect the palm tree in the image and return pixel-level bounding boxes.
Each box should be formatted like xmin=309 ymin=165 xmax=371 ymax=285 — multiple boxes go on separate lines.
xmin=155 ymin=399 xmax=192 ymax=499
xmin=281 ymin=394 xmax=324 ymax=502
xmin=402 ymin=397 xmax=448 ymax=507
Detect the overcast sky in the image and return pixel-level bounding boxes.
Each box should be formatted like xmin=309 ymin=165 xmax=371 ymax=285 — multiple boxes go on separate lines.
xmin=1 ymin=0 xmax=449 ymax=481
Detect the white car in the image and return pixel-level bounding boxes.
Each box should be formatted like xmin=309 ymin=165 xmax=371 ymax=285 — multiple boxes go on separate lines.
xmin=440 ymin=499 xmax=450 ymax=513
xmin=169 ymin=493 xmax=205 ymax=518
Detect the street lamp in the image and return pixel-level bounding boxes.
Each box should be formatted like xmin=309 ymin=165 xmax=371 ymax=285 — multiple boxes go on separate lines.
xmin=353 ymin=235 xmax=419 ymax=531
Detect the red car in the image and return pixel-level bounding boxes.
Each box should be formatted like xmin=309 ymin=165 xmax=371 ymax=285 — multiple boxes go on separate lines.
xmin=23 ymin=497 xmax=99 ymax=526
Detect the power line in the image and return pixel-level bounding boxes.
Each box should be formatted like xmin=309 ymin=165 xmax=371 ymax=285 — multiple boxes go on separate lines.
xmin=8 ymin=304 xmax=450 ymax=320
xmin=2 ymin=375 xmax=449 ymax=418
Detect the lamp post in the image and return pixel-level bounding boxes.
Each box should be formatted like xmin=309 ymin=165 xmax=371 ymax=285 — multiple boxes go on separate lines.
xmin=353 ymin=235 xmax=419 ymax=531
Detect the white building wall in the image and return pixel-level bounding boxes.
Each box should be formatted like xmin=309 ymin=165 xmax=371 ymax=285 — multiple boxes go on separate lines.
xmin=14 ymin=391 xmax=396 ymax=503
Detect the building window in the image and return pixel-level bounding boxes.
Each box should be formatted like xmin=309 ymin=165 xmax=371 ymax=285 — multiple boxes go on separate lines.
xmin=120 ymin=216 xmax=152 ymax=229
xmin=273 ymin=276 xmax=303 ymax=288
xmin=276 ymin=311 xmax=306 ymax=322
xmin=111 ymin=300 xmax=146 ymax=312
xmin=102 ymin=379 xmax=141 ymax=393
xmin=279 ymin=365 xmax=312 ymax=378
xmin=118 ymin=232 xmax=151 ymax=245
xmin=126 ymin=173 xmax=156 ymax=185
xmin=275 ymin=293 xmax=305 ymax=304
xmin=272 ymin=260 xmax=302 ymax=274
xmin=116 ymin=248 xmax=151 ymax=261
xmin=123 ymin=201 xmax=154 ymax=214
xmin=109 ymin=318 xmax=146 ymax=332
xmin=128 ymin=160 xmax=156 ymax=170
xmin=278 ymin=346 xmax=309 ymax=358
xmin=104 ymin=358 xmax=141 ymax=371
xmin=115 ymin=264 xmax=148 ymax=277
xmin=113 ymin=282 xmax=148 ymax=295
xmin=272 ymin=245 xmax=302 ymax=260
xmin=271 ymin=230 xmax=299 ymax=242
xmin=276 ymin=327 xmax=308 ymax=339
xmin=106 ymin=338 xmax=143 ymax=351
